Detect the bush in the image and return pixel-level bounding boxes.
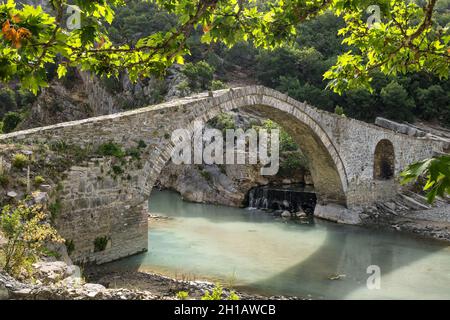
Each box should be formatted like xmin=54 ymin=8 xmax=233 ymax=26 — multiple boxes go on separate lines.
xmin=0 ymin=88 xmax=17 ymax=118
xmin=2 ymin=112 xmax=21 ymax=133
xmin=334 ymin=105 xmax=345 ymax=116
xmin=34 ymin=176 xmax=45 ymax=185
xmin=0 ymin=203 xmax=63 ymax=278
xmin=211 ymin=80 xmax=228 ymax=90
xmin=97 ymin=142 xmax=125 ymax=158
xmin=137 ymin=140 xmax=147 ymax=149
xmin=279 ymin=151 xmax=309 ymax=176
xmin=15 ymin=88 xmax=36 ymax=108
xmin=0 ymin=174 xmax=9 ymax=187
xmin=200 ymin=170 xmax=212 ymax=182
xmin=255 ymin=120 xmax=298 ymax=152
xmin=12 ymin=153 xmax=28 ymax=169
xmin=126 ymin=147 xmax=141 ymax=160
xmin=176 ymin=291 xmax=189 ymax=300
xmin=94 ymin=236 xmax=109 ymax=252
xmin=65 ymin=239 xmax=75 ymax=256
xmin=182 ymin=61 xmax=215 ymax=91
xmin=201 ymin=283 xmax=240 ymax=300
xmin=112 ymin=165 xmax=124 ymax=175
xmin=48 ymin=200 xmax=62 ymax=223
xmin=208 ymin=113 xmax=236 ymax=132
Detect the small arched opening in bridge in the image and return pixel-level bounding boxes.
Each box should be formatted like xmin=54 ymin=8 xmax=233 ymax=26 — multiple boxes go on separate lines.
xmin=373 ymin=139 xmax=395 ymax=180
xmin=140 ymin=88 xmax=349 ymax=208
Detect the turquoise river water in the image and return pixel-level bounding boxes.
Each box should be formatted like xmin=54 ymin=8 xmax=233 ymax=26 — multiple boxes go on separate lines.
xmin=106 ymin=190 xmax=450 ymax=299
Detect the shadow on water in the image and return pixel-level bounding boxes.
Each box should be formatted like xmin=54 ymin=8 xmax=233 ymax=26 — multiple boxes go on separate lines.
xmin=247 ymin=225 xmax=448 ymax=299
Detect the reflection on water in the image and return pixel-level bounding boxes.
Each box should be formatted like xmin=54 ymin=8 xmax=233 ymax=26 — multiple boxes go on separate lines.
xmin=107 ymin=190 xmax=450 ymax=299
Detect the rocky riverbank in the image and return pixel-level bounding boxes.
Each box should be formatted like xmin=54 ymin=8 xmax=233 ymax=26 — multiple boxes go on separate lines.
xmin=85 ymin=268 xmax=301 ymax=300
xmin=0 ymin=259 xmax=300 ymax=300
xmin=359 ymin=191 xmax=450 ymax=242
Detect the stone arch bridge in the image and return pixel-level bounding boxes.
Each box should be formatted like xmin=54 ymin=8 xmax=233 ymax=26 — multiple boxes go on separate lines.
xmin=0 ymin=86 xmax=445 ymax=263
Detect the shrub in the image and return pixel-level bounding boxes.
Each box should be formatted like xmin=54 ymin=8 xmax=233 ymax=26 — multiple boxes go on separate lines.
xmin=12 ymin=153 xmax=28 ymax=169
xmin=101 ymin=75 xmax=122 ymax=94
xmin=0 ymin=88 xmax=17 ymax=117
xmin=279 ymin=151 xmax=309 ymax=176
xmin=200 ymin=170 xmax=212 ymax=182
xmin=137 ymin=140 xmax=147 ymax=149
xmin=112 ymin=165 xmax=124 ymax=175
xmin=176 ymin=291 xmax=189 ymax=300
xmin=34 ymin=176 xmax=45 ymax=185
xmin=97 ymin=142 xmax=125 ymax=158
xmin=0 ymin=203 xmax=63 ymax=278
xmin=94 ymin=236 xmax=109 ymax=252
xmin=201 ymin=283 xmax=240 ymax=300
xmin=208 ymin=113 xmax=235 ymax=132
xmin=334 ymin=105 xmax=345 ymax=116
xmin=15 ymin=88 xmax=36 ymax=108
xmin=65 ymin=239 xmax=75 ymax=256
xmin=0 ymin=174 xmax=9 ymax=187
xmin=210 ymin=80 xmax=228 ymax=90
xmin=48 ymin=200 xmax=62 ymax=223
xmin=126 ymin=147 xmax=141 ymax=160
xmin=2 ymin=112 xmax=21 ymax=133
xmin=49 ymin=140 xmax=69 ymax=153
xmin=182 ymin=61 xmax=215 ymax=91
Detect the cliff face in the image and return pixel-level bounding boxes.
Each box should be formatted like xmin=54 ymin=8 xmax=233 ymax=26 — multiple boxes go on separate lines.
xmin=19 ymin=68 xmax=185 ymax=129
xmin=157 ymin=162 xmax=309 ymax=207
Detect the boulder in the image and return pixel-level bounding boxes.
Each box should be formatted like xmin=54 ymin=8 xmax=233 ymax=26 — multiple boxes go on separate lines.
xmin=39 ymin=185 xmax=52 ymax=192
xmin=32 ymin=261 xmax=72 ymax=284
xmin=83 ymin=283 xmax=106 ymax=298
xmin=295 ymin=209 xmax=307 ymax=218
xmin=304 ymin=174 xmax=313 ymax=185
xmin=32 ymin=191 xmax=48 ymax=204
xmin=375 ymin=117 xmax=426 ymax=137
xmin=7 ymin=191 xmax=17 ymax=198
xmin=281 ymin=211 xmax=291 ymax=218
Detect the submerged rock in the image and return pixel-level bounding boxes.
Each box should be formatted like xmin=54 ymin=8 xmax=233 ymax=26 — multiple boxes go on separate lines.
xmin=281 ymin=211 xmax=291 ymax=218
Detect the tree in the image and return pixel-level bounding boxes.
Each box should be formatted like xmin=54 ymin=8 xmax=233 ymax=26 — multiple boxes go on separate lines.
xmin=344 ymin=88 xmax=377 ymax=122
xmin=0 ymin=87 xmax=16 ymax=117
xmin=380 ymin=81 xmax=416 ymax=122
xmin=182 ymin=60 xmax=215 ymax=91
xmin=416 ymin=84 xmax=450 ymax=124
xmin=0 ymin=0 xmax=446 ymax=94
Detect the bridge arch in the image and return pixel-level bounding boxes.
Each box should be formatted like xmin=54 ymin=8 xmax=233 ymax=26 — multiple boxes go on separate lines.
xmin=140 ymin=87 xmax=349 ymax=206
xmin=373 ymin=139 xmax=395 ymax=180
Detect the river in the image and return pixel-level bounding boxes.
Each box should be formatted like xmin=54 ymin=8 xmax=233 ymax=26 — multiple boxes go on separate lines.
xmin=105 ymin=190 xmax=450 ymax=299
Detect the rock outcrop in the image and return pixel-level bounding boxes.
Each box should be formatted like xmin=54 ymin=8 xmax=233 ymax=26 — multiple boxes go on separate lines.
xmin=359 ymin=190 xmax=450 ymax=241
xmin=0 ymin=270 xmax=160 ymax=300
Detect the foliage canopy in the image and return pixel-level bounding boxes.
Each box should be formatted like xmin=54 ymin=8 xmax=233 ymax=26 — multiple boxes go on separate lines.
xmin=0 ymin=0 xmax=447 ymax=94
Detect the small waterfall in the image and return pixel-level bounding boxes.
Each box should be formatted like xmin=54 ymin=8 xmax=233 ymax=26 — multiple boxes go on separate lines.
xmin=247 ymin=184 xmax=316 ymax=214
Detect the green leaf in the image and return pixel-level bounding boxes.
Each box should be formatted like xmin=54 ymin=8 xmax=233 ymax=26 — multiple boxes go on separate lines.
xmin=57 ymin=65 xmax=67 ymax=79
